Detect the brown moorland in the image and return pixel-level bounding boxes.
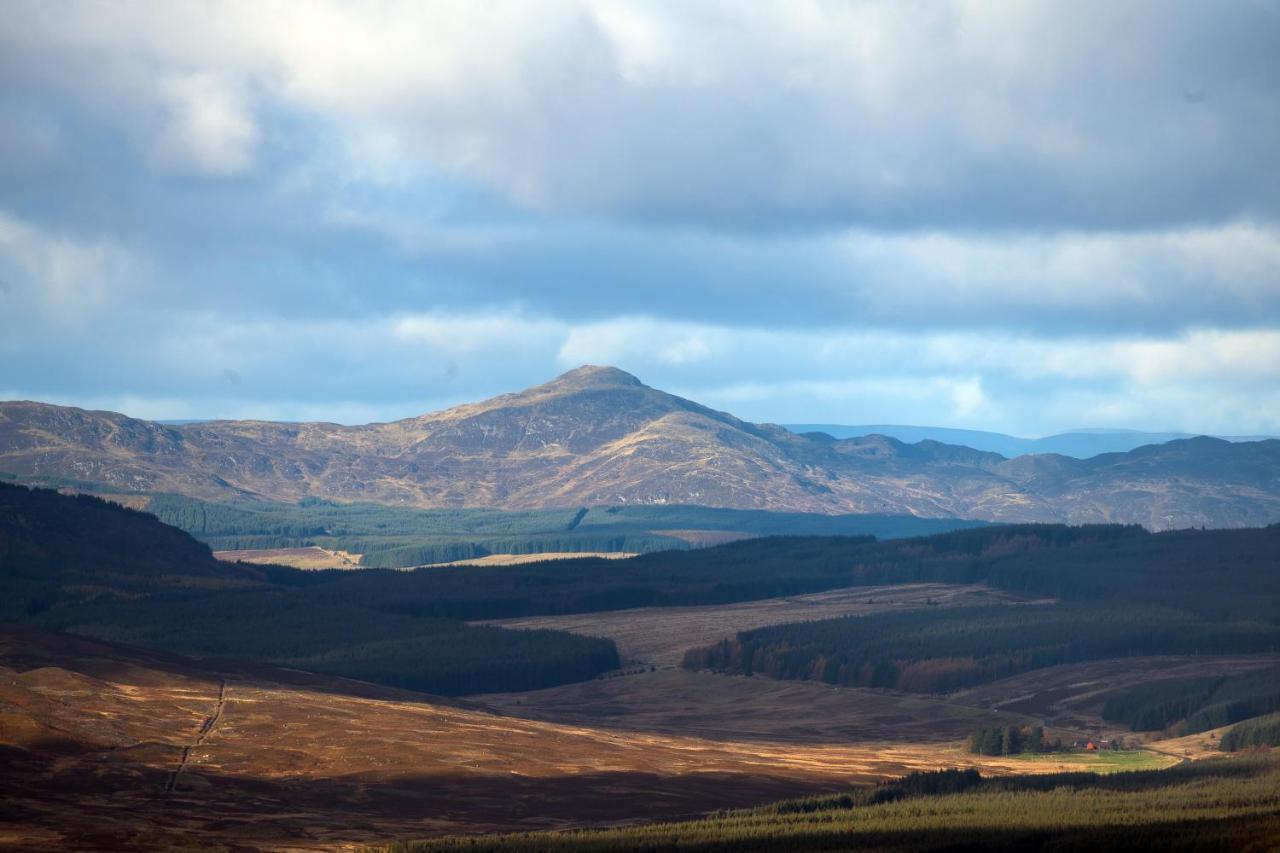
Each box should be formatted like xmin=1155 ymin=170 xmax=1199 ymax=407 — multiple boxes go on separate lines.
xmin=0 ymin=623 xmax=1176 ymax=852
xmin=479 ymin=582 xmax=1045 ymax=668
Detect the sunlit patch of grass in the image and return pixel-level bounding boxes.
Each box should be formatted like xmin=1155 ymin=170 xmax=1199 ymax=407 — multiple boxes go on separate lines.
xmin=1007 ymin=749 xmax=1176 ymax=772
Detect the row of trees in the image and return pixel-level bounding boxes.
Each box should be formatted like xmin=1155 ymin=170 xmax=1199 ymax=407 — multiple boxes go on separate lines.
xmin=969 ymin=725 xmax=1047 ymax=755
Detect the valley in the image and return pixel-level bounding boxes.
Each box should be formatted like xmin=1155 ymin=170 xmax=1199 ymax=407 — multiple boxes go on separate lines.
xmin=2 ymin=481 xmax=1278 ymax=851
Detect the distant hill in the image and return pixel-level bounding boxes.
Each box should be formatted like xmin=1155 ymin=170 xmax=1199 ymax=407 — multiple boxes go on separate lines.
xmin=785 ymin=424 xmax=1276 ymax=459
xmin=0 ymin=482 xmax=619 ymax=694
xmin=3 ymin=365 xmax=1280 ymax=529
xmin=0 ymin=480 xmax=263 ymax=598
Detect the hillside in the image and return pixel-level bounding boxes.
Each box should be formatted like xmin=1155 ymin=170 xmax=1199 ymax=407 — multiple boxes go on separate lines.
xmin=0 ymin=624 xmax=883 ymax=850
xmin=385 ymin=756 xmax=1280 ymax=853
xmin=4 ymin=366 xmax=1280 ymax=529
xmin=786 ymin=424 xmax=1277 ymax=459
xmin=1 ymin=482 xmax=619 ymax=694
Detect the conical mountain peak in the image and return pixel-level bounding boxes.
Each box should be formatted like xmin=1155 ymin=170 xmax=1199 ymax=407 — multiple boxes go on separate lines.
xmin=543 ymin=365 xmax=645 ymax=391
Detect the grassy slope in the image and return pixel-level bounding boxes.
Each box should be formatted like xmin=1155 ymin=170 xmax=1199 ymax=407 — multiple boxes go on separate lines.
xmin=387 ymin=754 xmax=1280 ymax=852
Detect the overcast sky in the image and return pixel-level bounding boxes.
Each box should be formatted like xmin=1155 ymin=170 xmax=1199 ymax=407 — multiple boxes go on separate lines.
xmin=2 ymin=1 xmax=1278 ymax=436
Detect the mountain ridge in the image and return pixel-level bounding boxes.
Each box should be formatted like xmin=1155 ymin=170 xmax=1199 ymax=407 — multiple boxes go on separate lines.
xmin=787 ymin=422 xmax=1277 ymax=459
xmin=2 ymin=366 xmax=1279 ymax=530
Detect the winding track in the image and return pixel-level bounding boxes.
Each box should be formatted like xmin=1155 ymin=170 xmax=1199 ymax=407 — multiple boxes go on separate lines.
xmin=165 ymin=678 xmax=228 ymax=793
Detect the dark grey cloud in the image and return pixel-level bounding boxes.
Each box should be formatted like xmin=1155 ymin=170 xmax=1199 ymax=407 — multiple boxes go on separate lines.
xmin=0 ymin=1 xmax=1277 ymax=434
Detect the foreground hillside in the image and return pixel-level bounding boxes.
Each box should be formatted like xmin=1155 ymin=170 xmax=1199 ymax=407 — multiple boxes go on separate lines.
xmin=386 ymin=755 xmax=1280 ymax=853
xmin=0 ymin=624 xmax=1134 ymax=851
xmin=4 ymin=366 xmax=1279 ymax=528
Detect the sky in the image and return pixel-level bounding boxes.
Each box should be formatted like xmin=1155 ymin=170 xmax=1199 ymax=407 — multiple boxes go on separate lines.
xmin=1 ymin=1 xmax=1278 ymax=436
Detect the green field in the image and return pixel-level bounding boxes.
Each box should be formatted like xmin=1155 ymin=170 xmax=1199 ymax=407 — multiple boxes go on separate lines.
xmin=1007 ymin=750 xmax=1175 ymax=772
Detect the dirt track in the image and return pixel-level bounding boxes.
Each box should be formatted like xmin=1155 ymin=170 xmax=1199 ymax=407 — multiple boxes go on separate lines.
xmin=166 ymin=678 xmax=227 ymax=793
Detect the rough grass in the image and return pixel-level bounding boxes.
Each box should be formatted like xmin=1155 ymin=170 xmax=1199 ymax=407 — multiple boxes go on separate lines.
xmin=384 ymin=753 xmax=1280 ymax=852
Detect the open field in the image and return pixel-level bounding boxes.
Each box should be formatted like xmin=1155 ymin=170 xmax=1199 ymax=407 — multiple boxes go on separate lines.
xmin=214 ymin=545 xmax=363 ymax=569
xmin=1005 ymin=750 xmax=1174 ymax=771
xmin=211 ymin=547 xmax=637 ymax=570
xmin=421 ymin=552 xmax=637 ymax=568
xmin=479 ymin=669 xmax=1041 ymax=744
xmin=481 ymin=583 xmax=1044 ymax=667
xmin=0 ymin=624 xmax=1158 ymax=851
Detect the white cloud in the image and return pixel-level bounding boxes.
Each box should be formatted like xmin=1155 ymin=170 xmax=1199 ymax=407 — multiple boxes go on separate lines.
xmin=3 ymin=293 xmax=1278 ymax=434
xmin=153 ymin=72 xmax=258 ymax=176
xmin=832 ymin=222 xmax=1280 ymax=326
xmin=558 ymin=319 xmax=725 ymax=367
xmin=0 ymin=209 xmax=144 ymax=331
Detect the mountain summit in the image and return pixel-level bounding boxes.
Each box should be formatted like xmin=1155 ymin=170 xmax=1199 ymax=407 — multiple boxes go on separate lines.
xmin=543 ymin=365 xmax=646 ymax=390
xmin=1 ymin=368 xmax=1277 ymax=529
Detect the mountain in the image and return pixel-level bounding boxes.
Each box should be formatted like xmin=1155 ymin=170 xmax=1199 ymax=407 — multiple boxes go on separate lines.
xmin=2 ymin=365 xmax=1279 ymax=529
xmin=785 ymin=424 xmax=1277 ymax=459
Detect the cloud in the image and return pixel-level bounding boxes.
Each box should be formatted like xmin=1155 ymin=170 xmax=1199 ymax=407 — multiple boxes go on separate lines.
xmin=0 ymin=3 xmax=1277 ymax=437
xmin=0 ymin=209 xmax=144 ymax=331
xmin=3 ymin=1 xmax=1277 ymax=229
xmin=1 ymin=291 xmax=1277 ymax=434
xmin=153 ymin=73 xmax=258 ymax=176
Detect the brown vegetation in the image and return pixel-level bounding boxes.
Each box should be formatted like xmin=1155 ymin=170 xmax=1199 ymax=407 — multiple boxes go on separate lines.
xmin=5 ymin=365 xmax=1279 ymax=528
xmin=0 ymin=624 xmax=1168 ymax=851
xmin=481 ymin=583 xmax=1044 ymax=668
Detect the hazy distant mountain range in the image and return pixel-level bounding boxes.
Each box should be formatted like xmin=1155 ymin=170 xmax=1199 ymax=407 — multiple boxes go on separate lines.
xmin=785 ymin=425 xmax=1277 ymax=459
xmin=2 ymin=365 xmax=1278 ymax=530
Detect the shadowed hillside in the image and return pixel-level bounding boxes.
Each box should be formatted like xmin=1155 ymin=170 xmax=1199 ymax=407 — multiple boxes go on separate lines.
xmin=0 ymin=482 xmax=619 ymax=694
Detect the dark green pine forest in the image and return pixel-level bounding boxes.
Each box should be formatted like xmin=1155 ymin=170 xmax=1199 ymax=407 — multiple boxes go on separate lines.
xmin=139 ymin=491 xmax=988 ymax=567
xmin=680 ymin=524 xmax=1280 ymax=693
xmin=4 ymin=480 xmax=1280 ymax=699
xmin=0 ymin=482 xmax=617 ymax=695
